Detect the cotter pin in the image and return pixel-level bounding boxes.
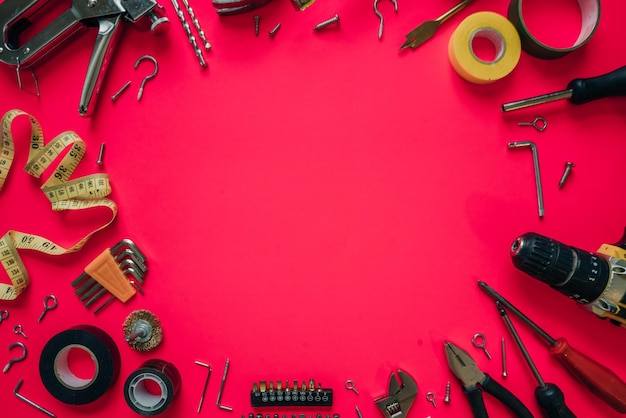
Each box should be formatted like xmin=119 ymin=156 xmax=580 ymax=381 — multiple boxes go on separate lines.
xmin=4 ymin=342 xmax=27 ymax=373
xmin=508 ymin=141 xmax=544 ymax=218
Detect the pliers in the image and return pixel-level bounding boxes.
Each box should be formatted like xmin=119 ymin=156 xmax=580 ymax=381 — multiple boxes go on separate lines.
xmin=445 ymin=341 xmax=534 ymax=418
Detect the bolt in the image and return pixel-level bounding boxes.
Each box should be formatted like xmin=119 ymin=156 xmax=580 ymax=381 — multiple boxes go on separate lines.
xmin=559 ymin=161 xmax=575 ymax=189
xmin=269 ymin=22 xmax=281 ymax=38
xmin=444 ymin=381 xmax=450 ymax=403
xmin=314 ymin=14 xmax=340 ymax=31
xmin=254 ymin=16 xmax=261 ymax=36
xmin=87 ymin=0 xmax=97 ymax=7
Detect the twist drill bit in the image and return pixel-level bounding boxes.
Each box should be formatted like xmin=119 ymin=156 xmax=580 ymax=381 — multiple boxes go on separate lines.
xmin=170 ymin=0 xmax=207 ymax=68
xmin=181 ymin=0 xmax=211 ymax=50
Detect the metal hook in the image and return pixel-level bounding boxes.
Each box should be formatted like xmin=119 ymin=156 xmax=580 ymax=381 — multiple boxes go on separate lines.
xmin=3 ymin=342 xmax=28 ymax=373
xmin=134 ymin=55 xmax=159 ymax=101
xmin=374 ymin=0 xmax=398 ymax=39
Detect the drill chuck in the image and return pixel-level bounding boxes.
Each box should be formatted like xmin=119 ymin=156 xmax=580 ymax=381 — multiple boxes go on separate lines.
xmin=511 ymin=232 xmax=610 ymax=303
xmin=510 ymin=232 xmax=626 ymax=327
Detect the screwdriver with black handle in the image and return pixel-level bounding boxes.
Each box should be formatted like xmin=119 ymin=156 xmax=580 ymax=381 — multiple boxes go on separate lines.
xmin=478 ymin=280 xmax=626 ymax=413
xmin=496 ymin=301 xmax=577 ymax=418
xmin=502 ymin=65 xmax=626 ymax=112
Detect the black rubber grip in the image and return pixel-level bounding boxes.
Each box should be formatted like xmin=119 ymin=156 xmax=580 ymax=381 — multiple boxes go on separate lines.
xmin=567 ymin=66 xmax=626 ymax=105
xmin=482 ymin=374 xmax=534 ymax=418
xmin=536 ymin=384 xmax=577 ymax=418
xmin=464 ymin=386 xmax=489 ymax=418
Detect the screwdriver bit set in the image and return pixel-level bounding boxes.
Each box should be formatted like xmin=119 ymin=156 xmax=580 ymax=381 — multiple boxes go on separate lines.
xmin=71 ymin=239 xmax=147 ymax=314
xmin=251 ymin=379 xmax=333 ymax=407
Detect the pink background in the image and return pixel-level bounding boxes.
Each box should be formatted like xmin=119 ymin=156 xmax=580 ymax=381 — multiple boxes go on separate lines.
xmin=1 ymin=0 xmax=626 ymax=417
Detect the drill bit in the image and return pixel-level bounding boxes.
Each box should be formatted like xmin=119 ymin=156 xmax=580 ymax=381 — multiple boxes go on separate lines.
xmin=170 ymin=0 xmax=207 ymax=68
xmin=181 ymin=0 xmax=211 ymax=50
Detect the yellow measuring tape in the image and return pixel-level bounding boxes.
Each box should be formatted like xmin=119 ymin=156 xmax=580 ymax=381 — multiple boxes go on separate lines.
xmin=0 ymin=109 xmax=117 ymax=300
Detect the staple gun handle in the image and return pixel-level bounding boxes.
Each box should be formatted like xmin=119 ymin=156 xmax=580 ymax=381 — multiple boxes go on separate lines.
xmin=79 ymin=15 xmax=124 ymax=117
xmin=0 ymin=4 xmax=82 ymax=66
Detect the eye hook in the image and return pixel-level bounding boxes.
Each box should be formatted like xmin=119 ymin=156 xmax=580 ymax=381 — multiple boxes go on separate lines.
xmin=373 ymin=0 xmax=398 ymax=40
xmin=134 ymin=55 xmax=159 ymax=101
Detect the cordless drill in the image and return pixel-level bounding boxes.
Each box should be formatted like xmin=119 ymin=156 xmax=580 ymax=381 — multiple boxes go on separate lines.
xmin=510 ymin=230 xmax=626 ymax=327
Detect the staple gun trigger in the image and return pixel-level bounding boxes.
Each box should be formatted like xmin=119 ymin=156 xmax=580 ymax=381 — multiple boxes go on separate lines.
xmin=0 ymin=0 xmax=169 ymax=117
xmin=374 ymin=369 xmax=418 ymax=418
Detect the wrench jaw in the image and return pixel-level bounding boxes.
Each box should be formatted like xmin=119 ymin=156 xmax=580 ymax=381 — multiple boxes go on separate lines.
xmin=374 ymin=370 xmax=418 ymax=418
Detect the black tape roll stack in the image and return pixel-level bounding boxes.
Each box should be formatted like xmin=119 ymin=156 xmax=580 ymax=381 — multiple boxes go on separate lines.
xmin=124 ymin=359 xmax=181 ymax=416
xmin=39 ymin=325 xmax=121 ymax=405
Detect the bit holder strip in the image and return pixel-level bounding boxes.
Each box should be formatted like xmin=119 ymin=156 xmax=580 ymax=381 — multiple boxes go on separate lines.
xmin=251 ymin=380 xmax=333 ymax=407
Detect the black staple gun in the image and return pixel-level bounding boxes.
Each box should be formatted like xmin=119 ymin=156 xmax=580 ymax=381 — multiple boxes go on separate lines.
xmin=0 ymin=0 xmax=169 ymax=116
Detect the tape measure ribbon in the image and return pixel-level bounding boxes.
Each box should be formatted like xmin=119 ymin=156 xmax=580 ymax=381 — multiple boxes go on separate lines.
xmin=0 ymin=109 xmax=117 ymax=300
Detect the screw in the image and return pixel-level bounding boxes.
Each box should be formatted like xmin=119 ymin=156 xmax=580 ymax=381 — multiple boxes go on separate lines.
xmin=314 ymin=14 xmax=340 ymax=31
xmin=96 ymin=143 xmax=105 ymax=165
xmin=269 ymin=22 xmax=281 ymax=38
xmin=111 ymin=81 xmax=131 ymax=101
xmin=254 ymin=16 xmax=261 ymax=36
xmin=559 ymin=161 xmax=575 ymax=189
xmin=444 ymin=381 xmax=451 ymax=403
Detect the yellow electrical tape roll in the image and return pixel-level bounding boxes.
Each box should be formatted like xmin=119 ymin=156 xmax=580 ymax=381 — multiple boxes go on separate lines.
xmin=448 ymin=12 xmax=521 ymax=84
xmin=0 ymin=110 xmax=117 ymax=300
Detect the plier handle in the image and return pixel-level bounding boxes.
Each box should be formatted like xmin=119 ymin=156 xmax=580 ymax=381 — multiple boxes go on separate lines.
xmin=445 ymin=341 xmax=534 ymax=418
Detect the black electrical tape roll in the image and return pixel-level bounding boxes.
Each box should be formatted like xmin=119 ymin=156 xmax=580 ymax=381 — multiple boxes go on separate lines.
xmin=124 ymin=359 xmax=182 ymax=416
xmin=39 ymin=325 xmax=121 ymax=405
xmin=508 ymin=0 xmax=600 ymax=59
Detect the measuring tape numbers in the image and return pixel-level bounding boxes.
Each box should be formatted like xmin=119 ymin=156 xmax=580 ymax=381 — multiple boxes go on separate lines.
xmin=0 ymin=109 xmax=117 ymax=300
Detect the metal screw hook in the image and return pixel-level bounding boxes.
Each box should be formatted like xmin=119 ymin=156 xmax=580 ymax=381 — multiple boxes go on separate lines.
xmin=4 ymin=342 xmax=27 ymax=373
xmin=134 ymin=55 xmax=159 ymax=101
xmin=374 ymin=0 xmax=398 ymax=39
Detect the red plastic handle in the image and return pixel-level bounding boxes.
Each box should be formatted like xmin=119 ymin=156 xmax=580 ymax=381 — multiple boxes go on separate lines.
xmin=550 ymin=338 xmax=626 ymax=413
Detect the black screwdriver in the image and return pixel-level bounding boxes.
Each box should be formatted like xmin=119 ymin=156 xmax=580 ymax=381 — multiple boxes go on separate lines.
xmin=501 ymin=65 xmax=626 ymax=112
xmin=496 ymin=301 xmax=577 ymax=418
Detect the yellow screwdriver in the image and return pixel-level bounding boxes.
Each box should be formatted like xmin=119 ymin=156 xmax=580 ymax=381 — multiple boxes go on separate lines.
xmin=400 ymin=0 xmax=473 ymax=50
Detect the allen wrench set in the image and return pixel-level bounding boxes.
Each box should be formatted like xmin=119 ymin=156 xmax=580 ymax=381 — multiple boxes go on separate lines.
xmin=71 ymin=239 xmax=148 ymax=314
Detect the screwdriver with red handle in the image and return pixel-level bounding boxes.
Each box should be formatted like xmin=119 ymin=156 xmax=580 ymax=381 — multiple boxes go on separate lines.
xmin=478 ymin=280 xmax=626 ymax=414
xmin=497 ymin=301 xmax=576 ymax=418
